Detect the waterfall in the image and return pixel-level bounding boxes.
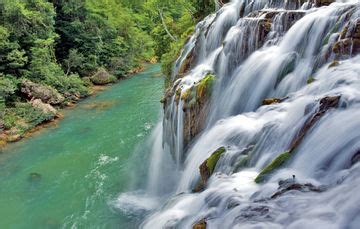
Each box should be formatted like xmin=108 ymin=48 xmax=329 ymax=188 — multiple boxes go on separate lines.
xmin=117 ymin=0 xmax=360 ymax=228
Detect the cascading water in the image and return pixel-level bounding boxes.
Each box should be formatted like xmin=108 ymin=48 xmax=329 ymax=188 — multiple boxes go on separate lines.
xmin=116 ymin=0 xmax=360 ymax=228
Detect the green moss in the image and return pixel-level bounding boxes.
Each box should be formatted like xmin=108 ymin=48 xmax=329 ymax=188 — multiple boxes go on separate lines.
xmin=206 ymin=146 xmax=226 ymax=174
xmin=307 ymin=76 xmax=315 ymax=84
xmin=181 ymin=88 xmax=193 ymax=101
xmin=196 ymin=73 xmax=215 ymax=99
xmin=255 ymin=151 xmax=291 ymax=183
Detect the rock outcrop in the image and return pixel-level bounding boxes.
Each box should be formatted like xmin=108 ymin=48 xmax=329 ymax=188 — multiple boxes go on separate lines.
xmin=181 ymin=74 xmax=215 ymax=147
xmin=91 ymin=68 xmax=117 ymax=85
xmin=271 ymin=178 xmax=326 ymax=199
xmin=289 ymin=95 xmax=341 ymax=152
xmin=332 ymin=18 xmax=360 ymax=58
xmin=255 ymin=95 xmax=341 ymax=183
xmin=30 ymin=99 xmax=57 ymax=116
xmin=312 ymin=0 xmax=335 ymax=7
xmin=21 ymin=80 xmax=64 ymax=105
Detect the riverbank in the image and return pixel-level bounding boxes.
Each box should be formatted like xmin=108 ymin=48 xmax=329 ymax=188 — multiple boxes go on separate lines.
xmin=0 ymin=64 xmax=163 ymax=228
xmin=0 ymin=65 xmax=148 ymax=148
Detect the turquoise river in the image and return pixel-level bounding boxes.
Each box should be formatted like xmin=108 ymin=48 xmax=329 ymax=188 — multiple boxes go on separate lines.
xmin=0 ymin=65 xmax=163 ymax=228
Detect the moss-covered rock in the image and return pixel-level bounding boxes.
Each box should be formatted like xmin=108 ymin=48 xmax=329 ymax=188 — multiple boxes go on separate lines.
xmin=195 ymin=147 xmax=226 ymax=192
xmin=196 ymin=74 xmax=215 ymax=99
xmin=255 ymin=151 xmax=291 ymax=183
xmin=307 ymin=76 xmax=315 ymax=84
xmin=182 ymin=73 xmax=215 ymax=147
xmin=90 ymin=68 xmax=117 ymax=85
xmin=193 ymin=219 xmax=207 ymax=229
xmin=262 ymin=98 xmax=281 ymax=105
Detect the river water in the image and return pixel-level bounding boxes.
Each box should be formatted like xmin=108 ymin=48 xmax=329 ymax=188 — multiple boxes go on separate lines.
xmin=0 ymin=65 xmax=163 ymax=228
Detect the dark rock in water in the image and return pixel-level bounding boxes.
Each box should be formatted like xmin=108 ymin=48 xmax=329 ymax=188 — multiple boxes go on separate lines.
xmin=29 ymin=172 xmax=42 ymax=182
xmin=312 ymin=0 xmax=335 ymax=7
xmin=193 ymin=219 xmax=207 ymax=229
xmin=289 ymin=95 xmax=341 ymax=152
xmin=227 ymin=199 xmax=241 ymax=209
xmin=351 ymin=150 xmax=360 ymax=166
xmin=271 ymin=180 xmax=326 ymax=199
xmin=235 ymin=205 xmax=273 ymax=222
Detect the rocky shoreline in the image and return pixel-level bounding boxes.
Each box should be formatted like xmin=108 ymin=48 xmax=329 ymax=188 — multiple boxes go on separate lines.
xmin=0 ymin=65 xmax=146 ymax=148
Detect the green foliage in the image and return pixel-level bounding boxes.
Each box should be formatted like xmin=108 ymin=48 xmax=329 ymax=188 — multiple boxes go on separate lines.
xmin=0 ymin=74 xmax=18 ymax=99
xmin=12 ymin=103 xmax=54 ymax=127
xmin=3 ymin=113 xmax=17 ymax=130
xmin=255 ymin=151 xmax=291 ymax=183
xmin=0 ymin=0 xmax=215 ymax=132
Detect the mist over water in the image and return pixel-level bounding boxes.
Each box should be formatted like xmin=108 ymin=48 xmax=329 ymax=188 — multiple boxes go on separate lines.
xmin=114 ymin=0 xmax=360 ymax=228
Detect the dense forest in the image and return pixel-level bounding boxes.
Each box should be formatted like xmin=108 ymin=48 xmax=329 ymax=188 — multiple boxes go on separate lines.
xmin=0 ymin=0 xmax=216 ymax=142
